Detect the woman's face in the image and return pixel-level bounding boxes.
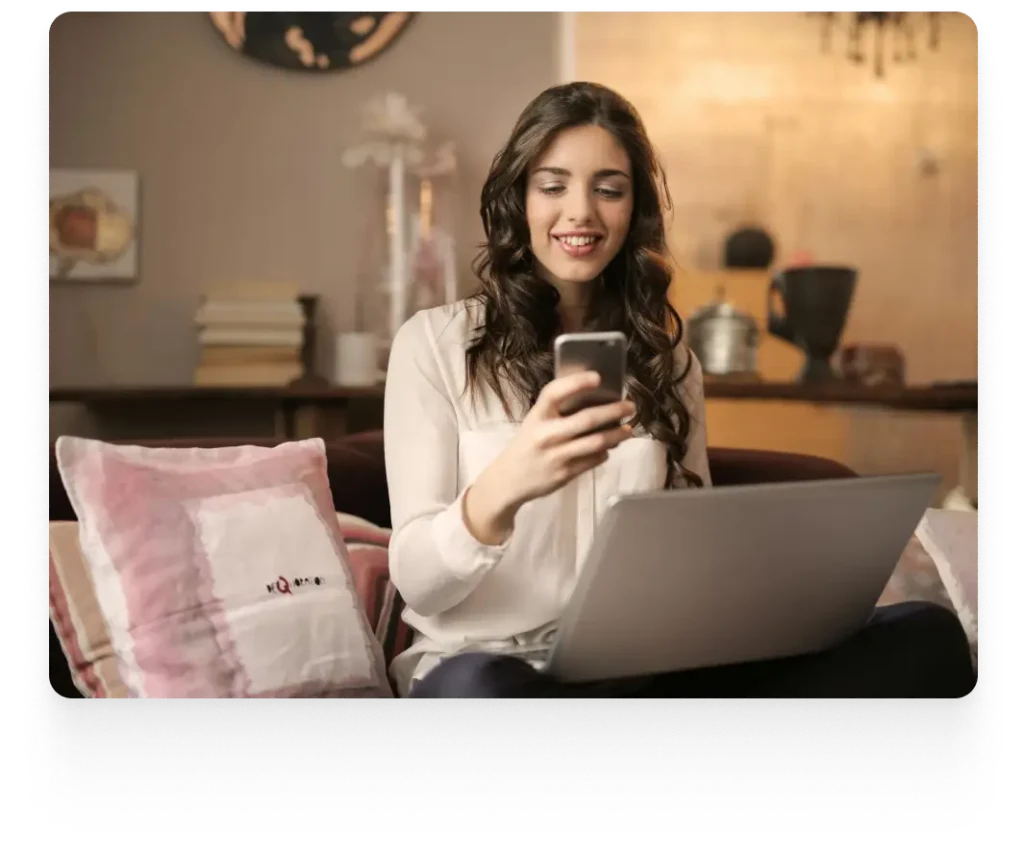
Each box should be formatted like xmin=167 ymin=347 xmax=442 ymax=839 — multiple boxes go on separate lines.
xmin=525 ymin=124 xmax=634 ymax=294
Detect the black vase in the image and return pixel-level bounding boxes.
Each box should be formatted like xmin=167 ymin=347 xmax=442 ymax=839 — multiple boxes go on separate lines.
xmin=767 ymin=266 xmax=857 ymax=383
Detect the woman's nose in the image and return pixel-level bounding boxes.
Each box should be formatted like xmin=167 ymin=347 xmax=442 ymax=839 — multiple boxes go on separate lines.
xmin=564 ymin=186 xmax=595 ymax=224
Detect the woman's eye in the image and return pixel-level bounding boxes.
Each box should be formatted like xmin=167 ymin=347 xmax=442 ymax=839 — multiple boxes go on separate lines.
xmin=537 ymin=184 xmax=625 ymax=199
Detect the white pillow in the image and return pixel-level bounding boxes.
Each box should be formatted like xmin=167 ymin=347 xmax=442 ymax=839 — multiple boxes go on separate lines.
xmin=55 ymin=435 xmax=391 ymax=698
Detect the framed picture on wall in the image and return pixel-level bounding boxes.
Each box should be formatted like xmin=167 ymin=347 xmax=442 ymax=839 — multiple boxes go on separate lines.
xmin=50 ymin=168 xmax=139 ymax=283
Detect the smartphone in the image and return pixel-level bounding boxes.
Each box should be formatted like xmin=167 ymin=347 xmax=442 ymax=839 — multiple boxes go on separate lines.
xmin=553 ymin=331 xmax=627 ymax=424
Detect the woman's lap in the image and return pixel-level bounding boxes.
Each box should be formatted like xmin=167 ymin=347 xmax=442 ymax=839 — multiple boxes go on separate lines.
xmin=408 ymin=601 xmax=976 ymax=698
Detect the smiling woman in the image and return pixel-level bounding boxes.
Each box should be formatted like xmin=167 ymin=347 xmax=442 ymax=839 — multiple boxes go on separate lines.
xmin=378 ymin=81 xmax=975 ymax=699
xmin=208 ymin=12 xmax=416 ymax=72
xmin=380 ymin=82 xmax=713 ymax=695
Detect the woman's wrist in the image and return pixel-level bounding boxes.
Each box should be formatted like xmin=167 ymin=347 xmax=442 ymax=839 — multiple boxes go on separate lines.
xmin=462 ymin=461 xmax=519 ymax=546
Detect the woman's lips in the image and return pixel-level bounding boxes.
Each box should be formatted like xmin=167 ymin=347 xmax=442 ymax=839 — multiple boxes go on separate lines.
xmin=554 ymin=235 xmax=603 ymax=258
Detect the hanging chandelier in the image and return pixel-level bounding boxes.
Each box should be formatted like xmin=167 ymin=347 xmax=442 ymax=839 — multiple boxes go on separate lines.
xmin=811 ymin=12 xmax=942 ymax=78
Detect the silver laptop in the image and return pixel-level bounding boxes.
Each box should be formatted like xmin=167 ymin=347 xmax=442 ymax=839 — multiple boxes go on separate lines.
xmin=526 ymin=473 xmax=940 ymax=683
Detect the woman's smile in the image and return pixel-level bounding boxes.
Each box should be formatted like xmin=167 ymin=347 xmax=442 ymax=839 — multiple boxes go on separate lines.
xmin=552 ymin=231 xmax=604 ymax=257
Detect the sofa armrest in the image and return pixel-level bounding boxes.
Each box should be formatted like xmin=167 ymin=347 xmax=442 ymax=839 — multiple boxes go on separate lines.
xmin=708 ymin=448 xmax=857 ymax=487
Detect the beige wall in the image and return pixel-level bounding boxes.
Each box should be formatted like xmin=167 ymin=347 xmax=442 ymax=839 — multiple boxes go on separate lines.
xmin=50 ymin=12 xmax=559 ymax=435
xmin=50 ymin=12 xmax=978 ymax=496
xmin=575 ymin=12 xmax=977 ymax=497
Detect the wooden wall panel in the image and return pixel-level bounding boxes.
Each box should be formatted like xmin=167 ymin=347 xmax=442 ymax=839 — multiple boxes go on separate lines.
xmin=576 ymin=12 xmax=977 ymax=499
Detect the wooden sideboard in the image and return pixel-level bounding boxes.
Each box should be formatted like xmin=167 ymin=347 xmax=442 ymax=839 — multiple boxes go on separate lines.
xmin=51 ymin=379 xmax=977 ymax=505
xmin=50 ymin=378 xmax=977 ymax=434
xmin=48 ymin=378 xmax=974 ymax=425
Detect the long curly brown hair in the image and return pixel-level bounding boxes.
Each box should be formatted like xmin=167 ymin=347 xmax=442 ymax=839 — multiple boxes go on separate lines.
xmin=464 ymin=81 xmax=700 ymax=489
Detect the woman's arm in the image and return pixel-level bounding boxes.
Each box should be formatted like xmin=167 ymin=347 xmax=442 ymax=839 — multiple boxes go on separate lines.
xmin=383 ymin=313 xmax=512 ymax=618
xmin=676 ymin=346 xmax=713 ymax=489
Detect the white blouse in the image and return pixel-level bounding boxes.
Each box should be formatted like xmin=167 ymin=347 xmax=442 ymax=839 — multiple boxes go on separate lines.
xmin=383 ymin=299 xmax=711 ymax=695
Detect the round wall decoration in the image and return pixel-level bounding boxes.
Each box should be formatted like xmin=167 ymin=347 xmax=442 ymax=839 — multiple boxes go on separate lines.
xmin=209 ymin=12 xmax=416 ymax=72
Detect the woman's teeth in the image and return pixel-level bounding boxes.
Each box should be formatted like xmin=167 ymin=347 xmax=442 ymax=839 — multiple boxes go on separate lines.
xmin=558 ymin=236 xmax=598 ymax=247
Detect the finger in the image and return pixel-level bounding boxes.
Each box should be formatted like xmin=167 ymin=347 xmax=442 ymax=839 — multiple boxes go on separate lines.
xmin=556 ymin=423 xmax=634 ymax=462
xmin=535 ymin=371 xmax=601 ymax=417
xmin=543 ymin=400 xmax=635 ymax=446
xmin=558 ymin=450 xmax=609 ymax=483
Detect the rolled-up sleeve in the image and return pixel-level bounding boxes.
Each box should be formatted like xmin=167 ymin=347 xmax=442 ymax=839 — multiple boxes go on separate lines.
xmin=383 ymin=312 xmax=510 ymax=617
xmin=675 ymin=347 xmax=712 ymax=489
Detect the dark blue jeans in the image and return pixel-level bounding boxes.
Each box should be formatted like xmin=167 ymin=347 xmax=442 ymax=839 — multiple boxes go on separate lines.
xmin=409 ymin=601 xmax=976 ymax=698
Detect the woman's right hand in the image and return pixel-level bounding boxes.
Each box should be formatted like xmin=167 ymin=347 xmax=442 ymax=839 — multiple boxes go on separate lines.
xmin=462 ymin=371 xmax=635 ymax=545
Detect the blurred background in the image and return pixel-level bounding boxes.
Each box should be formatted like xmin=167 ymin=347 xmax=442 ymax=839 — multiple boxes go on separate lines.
xmin=49 ymin=11 xmax=977 ymax=507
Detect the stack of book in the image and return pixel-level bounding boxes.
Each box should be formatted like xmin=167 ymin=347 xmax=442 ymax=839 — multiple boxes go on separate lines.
xmin=193 ymin=283 xmax=308 ymax=387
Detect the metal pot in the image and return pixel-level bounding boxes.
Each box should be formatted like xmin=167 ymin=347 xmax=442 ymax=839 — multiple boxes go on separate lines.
xmin=686 ymin=288 xmax=760 ymax=377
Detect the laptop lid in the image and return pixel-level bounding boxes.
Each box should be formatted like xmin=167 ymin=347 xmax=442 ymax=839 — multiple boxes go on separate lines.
xmin=545 ymin=473 xmax=940 ymax=683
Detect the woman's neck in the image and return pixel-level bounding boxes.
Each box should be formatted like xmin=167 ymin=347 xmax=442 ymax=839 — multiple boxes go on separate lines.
xmin=545 ymin=273 xmax=594 ymax=334
xmin=554 ymin=280 xmax=591 ymax=310
xmin=559 ymin=307 xmax=585 ymax=333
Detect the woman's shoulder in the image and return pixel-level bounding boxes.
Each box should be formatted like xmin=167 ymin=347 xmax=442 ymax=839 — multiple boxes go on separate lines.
xmin=674 ymin=338 xmax=703 ymax=378
xmin=388 ymin=299 xmax=486 ymax=395
xmin=673 ymin=337 xmax=706 ymax=411
xmin=394 ymin=297 xmax=485 ymax=355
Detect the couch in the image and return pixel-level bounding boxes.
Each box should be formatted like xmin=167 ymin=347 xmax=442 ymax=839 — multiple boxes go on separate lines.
xmin=48 ymin=430 xmax=858 ymax=698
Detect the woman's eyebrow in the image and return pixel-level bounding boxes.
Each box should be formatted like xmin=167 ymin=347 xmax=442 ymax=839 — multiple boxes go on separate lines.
xmin=531 ymin=166 xmax=630 ymax=179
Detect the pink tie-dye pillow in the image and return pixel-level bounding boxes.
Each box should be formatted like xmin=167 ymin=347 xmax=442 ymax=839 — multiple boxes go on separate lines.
xmin=54 ymin=436 xmax=391 ymax=698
